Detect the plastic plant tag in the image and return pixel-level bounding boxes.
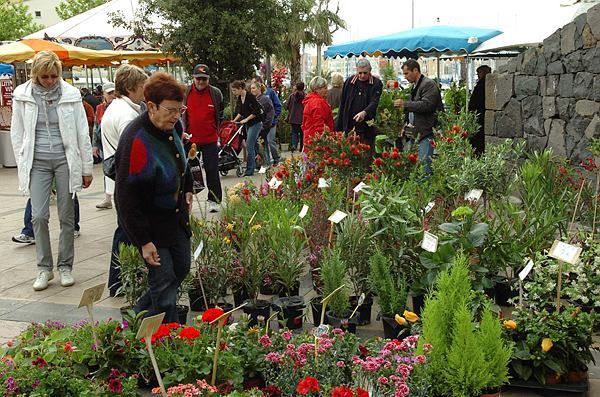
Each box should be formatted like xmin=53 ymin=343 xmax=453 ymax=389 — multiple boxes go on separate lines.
xmin=328 ymin=210 xmax=348 ymax=224
xmin=268 ymin=177 xmax=282 ymax=190
xmin=424 ymin=201 xmax=435 ymax=214
xmin=421 ymin=231 xmax=439 ymax=253
xmin=299 ymin=204 xmax=309 ymax=219
xmin=78 ymin=283 xmax=105 ymax=308
xmin=318 ymin=178 xmax=330 ymax=188
xmin=193 ymin=240 xmax=204 ymax=261
xmin=548 ymin=240 xmax=582 ymax=264
xmin=312 ymin=323 xmax=330 ymax=337
xmin=464 ymin=189 xmax=483 ymax=202
xmin=136 ymin=313 xmax=166 ymax=340
xmin=519 ymin=259 xmax=535 ymax=281
xmin=353 ymin=181 xmax=367 ymax=193
xmin=258 ymin=166 xmax=267 ymax=174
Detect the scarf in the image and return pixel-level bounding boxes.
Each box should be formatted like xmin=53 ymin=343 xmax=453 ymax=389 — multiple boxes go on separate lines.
xmin=32 ymin=81 xmax=62 ymax=105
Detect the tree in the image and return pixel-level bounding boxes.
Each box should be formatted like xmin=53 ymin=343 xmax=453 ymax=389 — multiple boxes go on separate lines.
xmin=110 ymin=0 xmax=285 ymax=88
xmin=0 ymin=0 xmax=44 ymax=41
xmin=55 ymin=0 xmax=110 ymax=20
xmin=309 ymin=0 xmax=345 ymax=75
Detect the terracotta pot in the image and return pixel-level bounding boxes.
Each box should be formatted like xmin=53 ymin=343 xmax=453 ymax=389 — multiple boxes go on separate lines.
xmin=544 ymin=372 xmax=562 ymax=384
xmin=566 ymin=369 xmax=588 ymax=384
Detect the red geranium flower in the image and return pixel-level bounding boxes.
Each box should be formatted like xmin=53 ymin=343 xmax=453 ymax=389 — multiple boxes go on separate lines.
xmin=331 ymin=386 xmax=353 ymax=397
xmin=178 ymin=326 xmax=201 ymax=340
xmin=373 ymin=158 xmax=384 ymax=167
xmin=202 ymin=308 xmax=225 ymax=323
xmin=296 ymin=376 xmax=320 ymax=395
xmin=407 ymin=153 xmax=418 ymax=164
xmin=356 ymin=388 xmax=369 ymax=397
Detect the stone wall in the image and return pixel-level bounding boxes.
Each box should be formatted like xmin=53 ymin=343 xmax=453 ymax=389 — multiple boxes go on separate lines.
xmin=485 ymin=3 xmax=600 ymax=162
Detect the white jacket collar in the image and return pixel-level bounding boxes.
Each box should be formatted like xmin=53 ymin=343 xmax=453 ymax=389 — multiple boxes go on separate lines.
xmin=13 ymin=79 xmax=81 ymax=104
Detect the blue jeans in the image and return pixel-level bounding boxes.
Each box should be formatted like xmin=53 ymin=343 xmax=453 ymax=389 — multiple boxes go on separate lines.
xmin=262 ymin=125 xmax=280 ymax=165
xmin=291 ymin=124 xmax=303 ymax=151
xmin=22 ymin=196 xmax=80 ymax=237
xmin=108 ymin=223 xmax=131 ymax=295
xmin=134 ymin=226 xmax=191 ymax=323
xmin=418 ymin=137 xmax=434 ymax=175
xmin=244 ymin=121 xmax=263 ymax=175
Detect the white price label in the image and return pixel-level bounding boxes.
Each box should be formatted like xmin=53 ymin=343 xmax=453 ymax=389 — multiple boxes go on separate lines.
xmin=421 ymin=231 xmax=439 ymax=253
xmin=328 ymin=210 xmax=348 ymax=224
xmin=548 ymin=240 xmax=582 ymax=264
xmin=318 ymin=178 xmax=330 ymax=188
xmin=424 ymin=201 xmax=435 ymax=214
xmin=268 ymin=177 xmax=282 ymax=190
xmin=258 ymin=166 xmax=267 ymax=174
xmin=193 ymin=240 xmax=204 ymax=261
xmin=312 ymin=324 xmax=330 ymax=337
xmin=464 ymin=189 xmax=483 ymax=202
xmin=299 ymin=204 xmax=309 ymax=219
xmin=519 ymin=259 xmax=534 ymax=281
xmin=353 ymin=181 xmax=367 ymax=193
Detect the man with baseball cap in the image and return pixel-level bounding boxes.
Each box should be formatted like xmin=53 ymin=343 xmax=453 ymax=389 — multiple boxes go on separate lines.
xmin=94 ymin=82 xmax=117 ymax=209
xmin=183 ymin=64 xmax=224 ymax=213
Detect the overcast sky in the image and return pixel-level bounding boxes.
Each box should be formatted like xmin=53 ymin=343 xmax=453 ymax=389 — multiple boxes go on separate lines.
xmin=332 ymin=0 xmax=592 ymax=44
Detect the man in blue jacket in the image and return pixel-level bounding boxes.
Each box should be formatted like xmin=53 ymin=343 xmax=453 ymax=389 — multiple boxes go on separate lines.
xmin=253 ymin=76 xmax=281 ymax=165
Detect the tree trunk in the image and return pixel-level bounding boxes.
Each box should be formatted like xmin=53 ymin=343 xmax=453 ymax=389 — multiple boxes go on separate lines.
xmin=290 ymin=44 xmax=302 ymax=86
xmin=265 ymin=56 xmax=272 ymax=87
xmin=316 ymin=44 xmax=322 ymax=75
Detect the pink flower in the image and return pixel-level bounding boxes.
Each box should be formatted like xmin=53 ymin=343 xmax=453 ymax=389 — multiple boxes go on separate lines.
xmin=423 ymin=343 xmax=433 ymax=351
xmin=332 ymin=328 xmax=344 ymax=335
xmin=394 ymin=383 xmax=410 ymax=397
xmin=336 ymin=360 xmax=345 ymax=368
xmin=414 ymin=355 xmax=426 ymax=364
xmin=281 ymin=330 xmax=293 ymax=340
xmin=265 ymin=352 xmax=283 ymax=363
xmin=259 ymin=335 xmax=273 ymax=348
xmin=378 ymin=376 xmax=389 ymax=384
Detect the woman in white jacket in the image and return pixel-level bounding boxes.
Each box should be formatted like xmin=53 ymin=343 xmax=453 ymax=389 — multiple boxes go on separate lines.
xmin=100 ymin=64 xmax=147 ymax=297
xmin=10 ymin=50 xmax=93 ymax=291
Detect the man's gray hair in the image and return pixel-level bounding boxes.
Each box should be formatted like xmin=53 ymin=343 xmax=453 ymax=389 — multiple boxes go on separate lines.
xmin=309 ymin=76 xmax=328 ymax=92
xmin=356 ymin=58 xmax=372 ymax=70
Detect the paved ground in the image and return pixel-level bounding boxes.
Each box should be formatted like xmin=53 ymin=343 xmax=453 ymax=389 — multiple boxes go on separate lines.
xmin=0 ymin=162 xmax=598 ymax=396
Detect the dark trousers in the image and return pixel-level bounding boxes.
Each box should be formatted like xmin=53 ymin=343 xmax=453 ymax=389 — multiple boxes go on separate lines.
xmin=108 ymin=223 xmax=131 ymax=295
xmin=291 ymin=124 xmax=303 ymax=151
xmin=134 ymin=226 xmax=191 ymax=323
xmin=21 ymin=196 xmax=80 ymax=237
xmin=197 ymin=142 xmax=222 ymax=203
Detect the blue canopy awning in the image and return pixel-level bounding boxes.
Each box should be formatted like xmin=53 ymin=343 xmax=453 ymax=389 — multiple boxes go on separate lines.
xmin=0 ymin=63 xmax=14 ymax=75
xmin=325 ymin=25 xmax=502 ymax=58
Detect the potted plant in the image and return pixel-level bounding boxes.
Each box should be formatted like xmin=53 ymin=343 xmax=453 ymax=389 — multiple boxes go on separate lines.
xmin=176 ymin=273 xmax=192 ymax=325
xmin=320 ymin=248 xmax=357 ymax=333
xmin=368 ymin=249 xmax=408 ymax=339
xmin=116 ymin=242 xmax=147 ymax=315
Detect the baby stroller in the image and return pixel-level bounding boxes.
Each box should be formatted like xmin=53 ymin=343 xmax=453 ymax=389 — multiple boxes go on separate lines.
xmin=218 ymin=121 xmax=244 ymax=177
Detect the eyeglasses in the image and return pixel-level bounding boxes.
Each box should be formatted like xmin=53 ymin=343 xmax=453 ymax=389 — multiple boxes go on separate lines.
xmin=40 ymin=75 xmax=59 ymax=80
xmin=194 ymin=76 xmax=208 ymax=81
xmin=357 ymin=71 xmax=369 ymax=75
xmin=158 ymin=104 xmax=187 ymax=115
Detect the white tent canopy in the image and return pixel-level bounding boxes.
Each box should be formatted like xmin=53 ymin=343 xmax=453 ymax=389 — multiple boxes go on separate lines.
xmin=473 ymin=0 xmax=598 ymax=54
xmin=24 ymin=0 xmax=164 ymax=51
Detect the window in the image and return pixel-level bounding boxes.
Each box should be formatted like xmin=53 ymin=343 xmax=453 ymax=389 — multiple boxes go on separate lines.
xmin=35 ymin=11 xmax=41 ymax=17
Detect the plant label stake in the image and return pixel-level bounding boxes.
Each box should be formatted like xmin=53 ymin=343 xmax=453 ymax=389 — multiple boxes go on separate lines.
xmin=518 ymin=258 xmax=534 ymax=307
xmin=548 ymin=240 xmax=583 ymax=313
xmin=299 ymin=204 xmax=309 ymax=219
xmin=268 ymin=176 xmax=282 ymax=190
xmin=349 ymin=293 xmax=365 ymax=320
xmin=258 ymin=165 xmax=267 ymax=174
xmin=353 ymin=181 xmax=367 ymax=194
xmin=265 ymin=310 xmax=280 ymax=334
xmin=193 ymin=241 xmax=209 ymax=310
xmin=421 ymin=231 xmax=439 ymax=253
xmin=424 ymin=201 xmax=435 ymax=214
xmin=327 ymin=210 xmax=348 ymax=247
xmin=136 ymin=313 xmax=166 ymax=396
xmin=316 ymin=284 xmax=345 ymax=363
xmin=209 ymin=302 xmax=247 ymax=386
xmin=78 ymin=283 xmax=105 ymax=346
xmin=318 ymin=178 xmax=330 ymax=189
xmin=464 ymin=189 xmax=483 ymax=202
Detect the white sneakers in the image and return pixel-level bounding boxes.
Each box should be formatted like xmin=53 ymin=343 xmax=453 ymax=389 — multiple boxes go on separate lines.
xmin=208 ymin=201 xmax=220 ymax=213
xmin=95 ymin=199 xmax=112 ymax=209
xmin=32 ymin=269 xmax=75 ymax=290
xmin=33 ymin=270 xmax=54 ymax=291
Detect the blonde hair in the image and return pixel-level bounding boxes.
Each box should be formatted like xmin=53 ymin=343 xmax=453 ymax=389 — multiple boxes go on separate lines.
xmin=331 ymin=73 xmax=344 ymax=88
xmin=251 ymin=82 xmax=265 ymax=94
xmin=308 ymin=76 xmax=327 ymax=92
xmin=114 ymin=64 xmax=148 ymax=98
xmin=30 ymin=51 xmax=62 ymax=85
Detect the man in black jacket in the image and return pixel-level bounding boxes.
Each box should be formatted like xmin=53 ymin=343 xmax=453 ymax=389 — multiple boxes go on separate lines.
xmin=394 ymin=59 xmax=443 ymax=175
xmin=336 ymin=58 xmax=383 ymax=151
xmin=468 ymin=65 xmax=491 ymax=156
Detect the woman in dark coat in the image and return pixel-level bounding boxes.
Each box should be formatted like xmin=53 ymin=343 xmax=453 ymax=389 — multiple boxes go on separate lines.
xmin=286 ymin=82 xmax=305 ymax=152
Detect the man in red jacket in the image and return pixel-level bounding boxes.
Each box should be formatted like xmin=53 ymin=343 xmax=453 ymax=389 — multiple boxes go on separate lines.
xmin=183 ymin=64 xmax=224 ymax=212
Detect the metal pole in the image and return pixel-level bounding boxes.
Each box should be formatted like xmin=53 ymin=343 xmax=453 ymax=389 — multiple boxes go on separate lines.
xmin=411 ymin=0 xmax=415 ymax=28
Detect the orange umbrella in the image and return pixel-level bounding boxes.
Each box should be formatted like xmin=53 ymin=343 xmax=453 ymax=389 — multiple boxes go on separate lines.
xmin=0 ymin=39 xmax=119 ymax=65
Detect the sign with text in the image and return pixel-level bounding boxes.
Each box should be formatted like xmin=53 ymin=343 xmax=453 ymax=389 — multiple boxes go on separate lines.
xmin=318 ymin=178 xmax=330 ymax=188
xmin=268 ymin=177 xmax=282 ymax=190
xmin=421 ymin=231 xmax=439 ymax=253
xmin=353 ymin=181 xmax=367 ymax=193
xmin=136 ymin=313 xmax=166 ymax=340
xmin=424 ymin=201 xmax=435 ymax=214
xmin=78 ymin=283 xmax=105 ymax=308
xmin=519 ymin=259 xmax=535 ymax=281
xmin=328 ymin=210 xmax=348 ymax=224
xmin=464 ymin=189 xmax=483 ymax=202
xmin=548 ymin=240 xmax=582 ymax=265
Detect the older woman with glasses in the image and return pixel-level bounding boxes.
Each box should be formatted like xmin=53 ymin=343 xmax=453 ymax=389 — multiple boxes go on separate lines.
xmin=301 ymin=76 xmax=334 ymax=149
xmin=115 ymin=72 xmax=193 ymax=323
xmin=11 ymin=50 xmax=93 ymax=291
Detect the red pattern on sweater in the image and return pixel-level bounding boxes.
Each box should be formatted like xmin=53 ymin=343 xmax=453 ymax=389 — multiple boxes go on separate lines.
xmin=129 ymin=137 xmax=148 ymax=175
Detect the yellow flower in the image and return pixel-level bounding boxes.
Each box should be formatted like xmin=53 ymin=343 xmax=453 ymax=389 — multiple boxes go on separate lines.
xmin=403 ymin=310 xmax=419 ymax=323
xmin=503 ymin=320 xmax=517 ymax=330
xmin=395 ymin=314 xmax=407 ymax=326
xmin=228 ymin=195 xmax=241 ymax=205
xmin=223 ymin=237 xmax=231 ymax=244
xmin=542 ymin=338 xmax=553 ymax=352
xmin=226 ymin=223 xmax=234 ymax=232
xmin=248 ymin=326 xmax=260 ymax=334
xmin=251 ymin=224 xmax=262 ymax=232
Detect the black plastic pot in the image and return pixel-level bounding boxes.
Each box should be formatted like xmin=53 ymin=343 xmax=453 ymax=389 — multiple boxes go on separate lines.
xmin=411 ymin=294 xmax=425 ymax=316
xmin=277 ymin=283 xmax=300 ymax=297
xmin=325 ymin=310 xmax=359 ymax=334
xmin=349 ymin=295 xmax=373 ymax=325
xmin=243 ymin=299 xmax=271 ymax=327
xmin=177 ymin=305 xmax=189 ymax=325
xmin=381 ymin=315 xmax=402 ymax=339
xmin=188 ymin=288 xmax=209 ymax=312
xmin=311 ymin=298 xmax=323 ymax=326
xmin=259 ymin=283 xmax=277 ymax=296
xmin=233 ymin=287 xmax=249 ymax=307
xmin=273 ymin=296 xmax=305 ymax=330
xmin=494 ymin=280 xmax=517 ymax=306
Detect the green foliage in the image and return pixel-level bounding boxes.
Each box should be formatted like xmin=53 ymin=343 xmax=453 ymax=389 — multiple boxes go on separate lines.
xmin=443 ymin=81 xmax=467 ymax=114
xmin=116 ymin=243 xmax=147 ymax=307
xmin=336 ymin=213 xmax=373 ymax=295
xmin=55 ymin=0 xmax=109 ymax=20
xmin=479 ymin=305 xmax=513 ymax=389
xmin=320 ymin=248 xmax=350 ymax=317
xmin=372 ymin=88 xmax=410 ymax=140
xmin=381 ymin=62 xmax=396 ymax=83
xmin=0 ymin=0 xmax=44 ymax=41
xmin=368 ymin=249 xmax=407 ymax=317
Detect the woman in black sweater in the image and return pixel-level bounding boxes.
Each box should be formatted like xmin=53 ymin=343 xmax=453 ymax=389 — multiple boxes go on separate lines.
xmin=231 ymin=80 xmax=263 ymax=176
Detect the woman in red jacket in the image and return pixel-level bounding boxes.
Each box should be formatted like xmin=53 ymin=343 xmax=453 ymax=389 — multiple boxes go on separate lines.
xmin=301 ymin=76 xmax=334 ymax=150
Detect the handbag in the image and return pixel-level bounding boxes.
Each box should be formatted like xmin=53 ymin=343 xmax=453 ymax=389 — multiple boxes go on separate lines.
xmin=102 ymin=139 xmax=117 ymax=180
